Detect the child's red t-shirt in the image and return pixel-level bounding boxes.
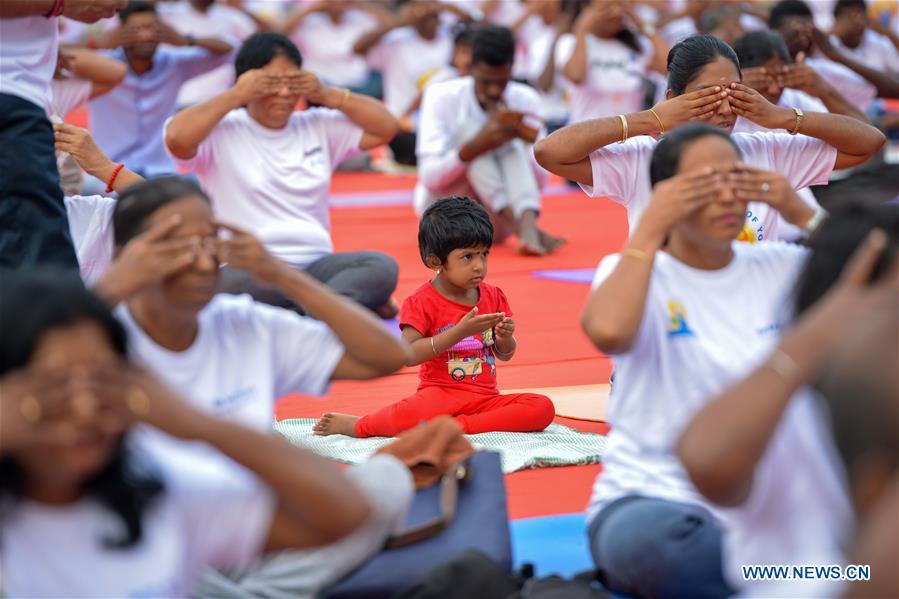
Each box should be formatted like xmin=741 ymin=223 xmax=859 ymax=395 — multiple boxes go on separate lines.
xmin=400 ymin=281 xmax=513 ymax=394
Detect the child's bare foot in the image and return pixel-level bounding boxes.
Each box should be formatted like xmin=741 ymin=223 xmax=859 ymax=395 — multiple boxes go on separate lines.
xmin=313 ymin=413 xmax=360 ymax=437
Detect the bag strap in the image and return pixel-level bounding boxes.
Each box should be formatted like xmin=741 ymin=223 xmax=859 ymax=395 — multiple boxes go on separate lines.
xmin=384 ymin=458 xmax=472 ymax=549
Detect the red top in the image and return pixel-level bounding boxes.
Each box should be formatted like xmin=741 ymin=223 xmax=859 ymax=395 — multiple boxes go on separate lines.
xmin=400 ymin=281 xmax=513 ymax=394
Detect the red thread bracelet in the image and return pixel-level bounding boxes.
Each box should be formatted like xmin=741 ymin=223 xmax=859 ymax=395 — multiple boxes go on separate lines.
xmin=45 ymin=0 xmax=65 ymax=18
xmin=105 ymin=163 xmax=125 ymax=193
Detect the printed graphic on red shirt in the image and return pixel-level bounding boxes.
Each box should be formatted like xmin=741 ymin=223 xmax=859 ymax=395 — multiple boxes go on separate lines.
xmin=441 ymin=325 xmax=496 ymax=382
xmin=400 ymin=281 xmax=512 ymax=393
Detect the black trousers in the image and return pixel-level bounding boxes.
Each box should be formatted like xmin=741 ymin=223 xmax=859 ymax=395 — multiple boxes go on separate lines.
xmin=0 ymin=93 xmax=78 ymax=271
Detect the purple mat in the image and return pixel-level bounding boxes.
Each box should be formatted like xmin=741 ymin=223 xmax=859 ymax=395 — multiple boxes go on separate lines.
xmin=531 ymin=268 xmax=596 ymax=284
xmin=382 ymin=317 xmax=402 ymax=337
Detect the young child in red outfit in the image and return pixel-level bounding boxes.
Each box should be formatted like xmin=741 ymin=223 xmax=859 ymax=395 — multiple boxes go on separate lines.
xmin=314 ymin=196 xmax=555 ymax=438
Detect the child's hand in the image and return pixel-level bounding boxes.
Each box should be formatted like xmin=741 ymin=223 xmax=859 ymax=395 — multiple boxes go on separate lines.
xmin=457 ymin=307 xmax=505 ymax=338
xmin=495 ymin=317 xmax=515 ymax=340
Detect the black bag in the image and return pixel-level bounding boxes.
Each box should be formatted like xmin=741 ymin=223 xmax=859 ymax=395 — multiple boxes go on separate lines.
xmin=392 ymin=550 xmax=521 ymax=599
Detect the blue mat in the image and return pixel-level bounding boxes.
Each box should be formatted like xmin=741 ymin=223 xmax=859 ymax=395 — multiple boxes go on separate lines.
xmin=511 ymin=513 xmax=593 ymax=577
xmin=531 ymin=268 xmax=596 ymax=284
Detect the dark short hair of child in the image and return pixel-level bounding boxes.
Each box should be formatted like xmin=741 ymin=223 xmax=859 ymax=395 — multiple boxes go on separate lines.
xmin=418 ymin=196 xmax=494 ymax=265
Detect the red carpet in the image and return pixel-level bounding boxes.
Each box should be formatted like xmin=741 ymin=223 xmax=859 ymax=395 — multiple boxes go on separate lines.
xmin=278 ymin=177 xmax=625 ymax=519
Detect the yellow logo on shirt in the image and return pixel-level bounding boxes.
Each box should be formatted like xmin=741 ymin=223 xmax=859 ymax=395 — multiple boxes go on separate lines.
xmin=667 ymin=300 xmax=695 ymax=337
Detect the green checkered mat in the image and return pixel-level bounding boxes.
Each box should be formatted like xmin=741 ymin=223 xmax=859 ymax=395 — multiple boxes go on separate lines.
xmin=274 ymin=419 xmax=607 ymax=473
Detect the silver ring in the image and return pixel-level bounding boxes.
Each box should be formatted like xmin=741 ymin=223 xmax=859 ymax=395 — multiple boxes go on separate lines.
xmin=761 ymin=182 xmax=770 ymax=193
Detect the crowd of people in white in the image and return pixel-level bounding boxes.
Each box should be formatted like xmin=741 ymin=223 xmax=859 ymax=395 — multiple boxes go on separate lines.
xmin=1 ymin=0 xmax=897 ymax=597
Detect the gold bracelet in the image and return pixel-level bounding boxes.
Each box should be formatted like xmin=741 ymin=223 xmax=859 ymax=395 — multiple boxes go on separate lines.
xmin=789 ymin=107 xmax=804 ymax=135
xmin=337 ymin=88 xmax=350 ymax=110
xmin=430 ymin=336 xmax=438 ymax=356
xmin=648 ymin=107 xmax=665 ymax=133
xmin=617 ymin=114 xmax=629 ymax=144
xmin=622 ymin=247 xmax=652 ymax=263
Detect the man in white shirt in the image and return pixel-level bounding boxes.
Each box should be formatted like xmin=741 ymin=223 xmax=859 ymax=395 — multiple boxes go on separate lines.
xmin=0 ymin=0 xmax=122 ymax=271
xmin=158 ymin=0 xmax=257 ymax=108
xmin=768 ymin=0 xmax=887 ymax=109
xmin=352 ymin=0 xmax=458 ymax=165
xmin=89 ymin=1 xmax=233 ymax=178
xmin=415 ymin=25 xmax=562 ymax=256
xmin=831 ymin=0 xmax=899 ymax=78
xmin=164 ymin=33 xmax=401 ymax=316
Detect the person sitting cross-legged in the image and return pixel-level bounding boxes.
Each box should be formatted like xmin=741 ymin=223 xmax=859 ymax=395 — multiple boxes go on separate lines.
xmin=315 ymin=196 xmax=555 ymax=438
xmin=414 ymin=25 xmax=564 ymax=256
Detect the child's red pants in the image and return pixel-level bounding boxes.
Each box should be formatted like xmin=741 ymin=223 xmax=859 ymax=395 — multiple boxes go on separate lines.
xmin=355 ymin=385 xmax=555 ymax=438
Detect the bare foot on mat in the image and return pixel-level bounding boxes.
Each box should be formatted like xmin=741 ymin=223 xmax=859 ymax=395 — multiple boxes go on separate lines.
xmin=538 ymin=229 xmax=567 ymax=253
xmin=313 ymin=413 xmax=361 ymax=437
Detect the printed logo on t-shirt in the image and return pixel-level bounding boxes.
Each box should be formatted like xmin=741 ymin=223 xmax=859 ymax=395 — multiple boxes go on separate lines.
xmin=212 ymin=386 xmax=256 ymax=414
xmin=439 ymin=324 xmax=496 ymax=382
xmin=737 ymin=209 xmax=764 ymax=243
xmin=303 ymin=146 xmax=326 ymax=171
xmin=666 ymin=300 xmax=695 ymax=338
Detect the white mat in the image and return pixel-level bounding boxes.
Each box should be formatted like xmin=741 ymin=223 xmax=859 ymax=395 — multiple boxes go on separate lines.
xmin=274 ymin=419 xmax=607 ymax=474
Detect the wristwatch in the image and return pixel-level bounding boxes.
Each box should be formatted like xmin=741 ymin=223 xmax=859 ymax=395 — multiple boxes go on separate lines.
xmin=803 ymin=206 xmax=828 ymax=237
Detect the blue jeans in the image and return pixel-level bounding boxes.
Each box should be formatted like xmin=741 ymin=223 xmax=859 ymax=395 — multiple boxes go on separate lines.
xmin=588 ymin=495 xmax=733 ymax=599
xmin=0 ymin=94 xmax=78 ymax=270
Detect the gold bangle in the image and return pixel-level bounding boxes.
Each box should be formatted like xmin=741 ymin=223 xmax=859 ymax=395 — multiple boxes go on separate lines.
xmin=622 ymin=247 xmax=652 ymax=263
xmin=337 ymin=87 xmax=350 ymax=110
xmin=617 ymin=114 xmax=629 ymax=144
xmin=430 ymin=336 xmax=438 ymax=356
xmin=789 ymin=107 xmax=804 ymax=135
xmin=648 ymin=107 xmax=665 ymax=133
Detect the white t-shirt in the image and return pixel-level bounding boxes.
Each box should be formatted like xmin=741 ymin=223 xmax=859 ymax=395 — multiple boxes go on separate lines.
xmin=586 ymin=242 xmax=809 ymax=524
xmin=116 ymin=294 xmax=344 ymax=434
xmin=50 ymin=77 xmax=92 ymax=119
xmin=414 ymin=76 xmax=544 ymax=211
xmin=806 ymin=57 xmax=877 ymax=111
xmin=167 ymin=108 xmax=363 ymax=267
xmin=579 ymin=132 xmax=838 ymax=241
xmin=159 ymin=2 xmax=254 ymax=107
xmin=65 ymin=194 xmax=116 ymax=285
xmin=366 ymin=27 xmax=453 ymax=117
xmin=520 ymin=17 xmax=569 ymax=123
xmin=51 ymin=77 xmax=93 ymax=187
xmin=290 ymin=10 xmax=378 ymax=88
xmin=725 ymin=388 xmax=853 ymax=598
xmin=0 ymin=16 xmax=58 ymax=110
xmin=1 ymin=445 xmax=274 ymax=598
xmin=832 ymin=29 xmax=899 ymax=77
xmin=555 ymin=33 xmax=653 ymax=124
